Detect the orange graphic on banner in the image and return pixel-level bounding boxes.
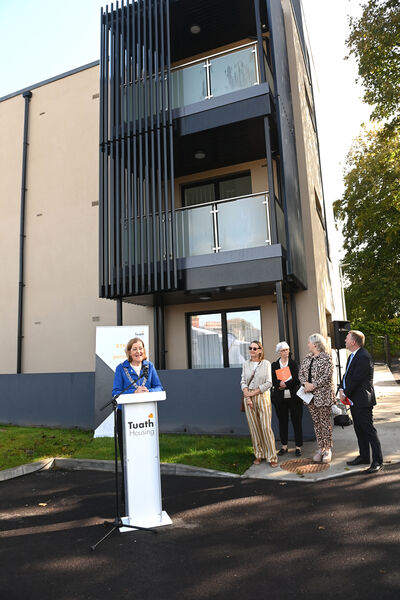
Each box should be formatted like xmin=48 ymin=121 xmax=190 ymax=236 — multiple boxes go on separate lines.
xmin=148 ymin=413 xmax=153 ymax=418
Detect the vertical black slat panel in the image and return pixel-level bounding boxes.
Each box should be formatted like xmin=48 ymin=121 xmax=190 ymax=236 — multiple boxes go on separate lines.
xmin=109 ymin=4 xmax=116 ymax=297
xmin=290 ymin=292 xmax=300 ymax=362
xmin=143 ymin=0 xmax=151 ymax=292
xmin=115 ymin=1 xmax=121 ymax=297
xmin=160 ymin=0 xmax=170 ymax=289
xmin=221 ymin=313 xmax=229 ymax=368
xmin=99 ymin=8 xmax=105 ymax=296
xmin=126 ymin=2 xmax=133 ymax=294
xmin=158 ymin=301 xmax=166 ymax=369
xmin=132 ymin=0 xmax=139 ymax=294
xmin=275 ymin=281 xmax=285 ymax=341
xmin=155 ymin=0 xmax=164 ymax=290
xmin=120 ymin=0 xmax=127 ymax=296
xmin=153 ymin=302 xmax=159 ymax=368
xmin=263 ymin=116 xmax=278 ymax=244
xmin=104 ymin=8 xmax=110 ymax=297
xmin=148 ymin=0 xmax=157 ymax=291
xmin=137 ymin=0 xmax=145 ymax=293
xmin=254 ymin=0 xmax=266 ymax=83
xmin=165 ymin=0 xmax=177 ymax=289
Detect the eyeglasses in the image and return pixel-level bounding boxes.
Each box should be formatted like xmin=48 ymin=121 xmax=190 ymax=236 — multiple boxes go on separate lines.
xmin=249 ymin=346 xmax=260 ymax=351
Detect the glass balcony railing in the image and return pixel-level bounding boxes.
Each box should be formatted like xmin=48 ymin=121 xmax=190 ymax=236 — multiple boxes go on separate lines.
xmin=175 ymin=192 xmax=272 ymax=259
xmin=123 ymin=192 xmax=286 ymax=265
xmin=171 ymin=43 xmax=260 ymax=109
xmin=123 ymin=42 xmax=263 ymax=120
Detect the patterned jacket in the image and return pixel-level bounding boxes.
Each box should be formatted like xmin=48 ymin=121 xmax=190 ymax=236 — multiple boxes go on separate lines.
xmin=240 ymin=359 xmax=272 ymax=395
xmin=298 ymin=352 xmax=335 ymax=407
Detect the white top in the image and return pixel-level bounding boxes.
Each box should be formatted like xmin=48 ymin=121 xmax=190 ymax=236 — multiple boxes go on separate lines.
xmin=240 ymin=359 xmax=272 ymax=394
xmin=132 ymin=364 xmax=142 ymax=376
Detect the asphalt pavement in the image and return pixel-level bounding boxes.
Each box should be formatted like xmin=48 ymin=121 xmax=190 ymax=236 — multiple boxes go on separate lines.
xmin=1 ymin=363 xmax=399 ymax=600
xmin=1 ymin=465 xmax=400 ymax=600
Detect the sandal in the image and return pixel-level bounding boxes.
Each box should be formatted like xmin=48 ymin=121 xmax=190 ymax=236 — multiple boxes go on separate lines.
xmin=270 ymin=461 xmax=278 ymax=468
xmin=253 ymin=458 xmax=262 ymax=465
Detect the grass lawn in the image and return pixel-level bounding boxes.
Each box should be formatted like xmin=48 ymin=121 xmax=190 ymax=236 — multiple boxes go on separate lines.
xmin=0 ymin=424 xmax=254 ymax=475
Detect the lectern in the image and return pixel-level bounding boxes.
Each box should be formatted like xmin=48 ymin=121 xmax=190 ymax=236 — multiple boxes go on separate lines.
xmin=118 ymin=391 xmax=172 ymax=531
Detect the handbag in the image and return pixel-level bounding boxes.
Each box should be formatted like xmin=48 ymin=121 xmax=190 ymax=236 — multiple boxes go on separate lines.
xmin=241 ymin=362 xmax=260 ymax=412
xmin=334 ymin=413 xmax=353 ymax=428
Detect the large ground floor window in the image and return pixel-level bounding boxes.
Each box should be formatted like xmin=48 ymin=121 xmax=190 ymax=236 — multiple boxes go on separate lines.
xmin=187 ymin=308 xmax=262 ymax=368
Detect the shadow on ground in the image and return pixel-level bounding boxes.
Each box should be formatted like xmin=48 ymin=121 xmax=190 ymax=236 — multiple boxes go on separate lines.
xmin=1 ymin=467 xmax=400 ymax=600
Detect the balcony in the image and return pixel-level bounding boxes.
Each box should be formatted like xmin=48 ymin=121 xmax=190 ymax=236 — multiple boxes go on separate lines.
xmin=171 ymin=42 xmax=259 ymax=109
xmin=123 ymin=192 xmax=285 ymax=265
xmin=176 ymin=192 xmax=271 ymax=258
xmin=123 ymin=42 xmax=274 ymax=119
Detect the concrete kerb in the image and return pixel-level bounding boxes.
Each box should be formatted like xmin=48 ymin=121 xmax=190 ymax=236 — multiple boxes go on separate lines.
xmin=0 ymin=458 xmax=54 ymax=482
xmin=0 ymin=457 xmax=239 ymax=481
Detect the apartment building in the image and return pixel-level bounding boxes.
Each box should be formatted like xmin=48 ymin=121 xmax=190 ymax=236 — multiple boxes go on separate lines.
xmin=0 ymin=0 xmax=342 ymax=434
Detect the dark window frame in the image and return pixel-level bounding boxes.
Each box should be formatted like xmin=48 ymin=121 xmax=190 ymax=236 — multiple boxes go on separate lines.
xmin=181 ymin=171 xmax=252 ymax=207
xmin=186 ymin=306 xmax=263 ymax=369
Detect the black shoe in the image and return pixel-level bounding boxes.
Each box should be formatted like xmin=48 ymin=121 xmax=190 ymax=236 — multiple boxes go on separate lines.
xmin=364 ymin=462 xmax=383 ymax=474
xmin=278 ymin=447 xmax=288 ymax=456
xmin=346 ymin=456 xmax=370 ymax=466
xmin=295 ymin=448 xmax=302 ymax=457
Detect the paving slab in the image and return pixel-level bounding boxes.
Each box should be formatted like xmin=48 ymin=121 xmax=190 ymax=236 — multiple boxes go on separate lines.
xmin=243 ymin=364 xmax=400 ymax=482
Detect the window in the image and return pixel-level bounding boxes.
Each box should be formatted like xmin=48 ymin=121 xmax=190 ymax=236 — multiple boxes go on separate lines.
xmin=182 ymin=172 xmax=252 ymax=207
xmin=314 ymin=189 xmax=325 ymax=229
xmin=187 ymin=308 xmax=262 ymax=369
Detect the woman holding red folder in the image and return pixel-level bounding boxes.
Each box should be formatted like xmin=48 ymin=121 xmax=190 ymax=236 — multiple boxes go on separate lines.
xmin=271 ymin=342 xmax=303 ymax=457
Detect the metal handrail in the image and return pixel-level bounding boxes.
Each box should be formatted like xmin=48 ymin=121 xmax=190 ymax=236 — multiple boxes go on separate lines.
xmin=170 ymin=42 xmax=258 ymax=72
xmin=123 ymin=42 xmax=259 ymax=87
xmin=176 ymin=190 xmax=269 ymax=212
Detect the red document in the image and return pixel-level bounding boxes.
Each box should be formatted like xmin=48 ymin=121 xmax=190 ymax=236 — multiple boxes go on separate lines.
xmin=341 ymin=396 xmax=353 ymax=406
xmin=275 ymin=366 xmax=291 ymax=381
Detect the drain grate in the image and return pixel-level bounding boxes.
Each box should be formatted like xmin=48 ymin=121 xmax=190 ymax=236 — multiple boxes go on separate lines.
xmin=280 ymin=458 xmax=330 ymax=474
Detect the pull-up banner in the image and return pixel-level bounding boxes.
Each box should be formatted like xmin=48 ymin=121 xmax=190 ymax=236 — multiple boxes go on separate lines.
xmin=94 ymin=325 xmax=149 ymax=437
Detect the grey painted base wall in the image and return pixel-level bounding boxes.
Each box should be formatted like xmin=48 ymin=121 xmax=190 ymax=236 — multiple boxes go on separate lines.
xmin=0 ymin=369 xmax=315 ymax=440
xmin=0 ymin=373 xmax=95 ymax=429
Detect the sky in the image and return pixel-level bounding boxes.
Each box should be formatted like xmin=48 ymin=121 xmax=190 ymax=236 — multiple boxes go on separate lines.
xmin=0 ymin=0 xmax=371 ymax=257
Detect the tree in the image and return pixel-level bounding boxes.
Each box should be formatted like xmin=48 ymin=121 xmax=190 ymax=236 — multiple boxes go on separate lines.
xmin=346 ymin=0 xmax=400 ymax=124
xmin=334 ymin=125 xmax=400 ymax=320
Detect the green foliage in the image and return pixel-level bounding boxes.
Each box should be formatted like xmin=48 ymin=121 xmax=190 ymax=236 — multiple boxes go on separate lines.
xmin=349 ymin=317 xmax=400 ymax=357
xmin=0 ymin=425 xmax=253 ymax=475
xmin=334 ymin=125 xmax=400 ymax=320
xmin=347 ymin=0 xmax=400 ymax=124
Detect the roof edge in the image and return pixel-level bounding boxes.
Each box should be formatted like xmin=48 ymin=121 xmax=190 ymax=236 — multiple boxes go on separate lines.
xmin=0 ymin=60 xmax=100 ymax=103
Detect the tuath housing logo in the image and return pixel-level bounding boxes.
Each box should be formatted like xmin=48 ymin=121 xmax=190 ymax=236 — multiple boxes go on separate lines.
xmin=128 ymin=413 xmax=155 ymax=436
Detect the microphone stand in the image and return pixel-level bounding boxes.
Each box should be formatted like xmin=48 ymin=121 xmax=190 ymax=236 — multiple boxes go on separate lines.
xmin=91 ymin=381 xmax=157 ymax=551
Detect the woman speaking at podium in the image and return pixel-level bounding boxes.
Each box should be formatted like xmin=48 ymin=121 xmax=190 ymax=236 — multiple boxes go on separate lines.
xmin=112 ymin=337 xmax=163 ymax=498
xmin=112 ymin=337 xmax=163 ymax=398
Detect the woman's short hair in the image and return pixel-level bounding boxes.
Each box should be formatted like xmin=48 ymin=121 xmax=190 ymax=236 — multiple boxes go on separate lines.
xmin=308 ymin=333 xmax=328 ymax=353
xmin=276 ymin=341 xmax=290 ymax=353
xmin=125 ymin=337 xmax=147 ymax=361
xmin=250 ymin=340 xmax=264 ymax=361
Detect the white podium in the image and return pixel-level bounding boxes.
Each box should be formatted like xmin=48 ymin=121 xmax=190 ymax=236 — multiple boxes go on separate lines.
xmin=118 ymin=391 xmax=172 ymax=531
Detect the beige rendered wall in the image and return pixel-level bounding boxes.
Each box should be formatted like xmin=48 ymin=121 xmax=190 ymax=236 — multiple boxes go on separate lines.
xmin=282 ymin=0 xmax=336 ymax=358
xmin=164 ymin=295 xmax=280 ymax=370
xmin=0 ymin=95 xmax=25 ymax=374
xmin=0 ymin=66 xmax=153 ymax=374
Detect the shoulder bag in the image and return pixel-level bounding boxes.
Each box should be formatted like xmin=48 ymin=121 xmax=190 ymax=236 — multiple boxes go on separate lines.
xmin=241 ymin=362 xmax=260 ymax=412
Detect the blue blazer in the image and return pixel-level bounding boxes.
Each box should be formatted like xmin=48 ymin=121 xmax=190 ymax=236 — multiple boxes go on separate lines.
xmin=340 ymin=347 xmax=376 ymax=408
xmin=112 ymin=359 xmax=163 ymax=398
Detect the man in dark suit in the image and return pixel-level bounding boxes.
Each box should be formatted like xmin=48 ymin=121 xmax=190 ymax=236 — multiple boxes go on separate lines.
xmin=339 ymin=330 xmax=383 ymax=474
